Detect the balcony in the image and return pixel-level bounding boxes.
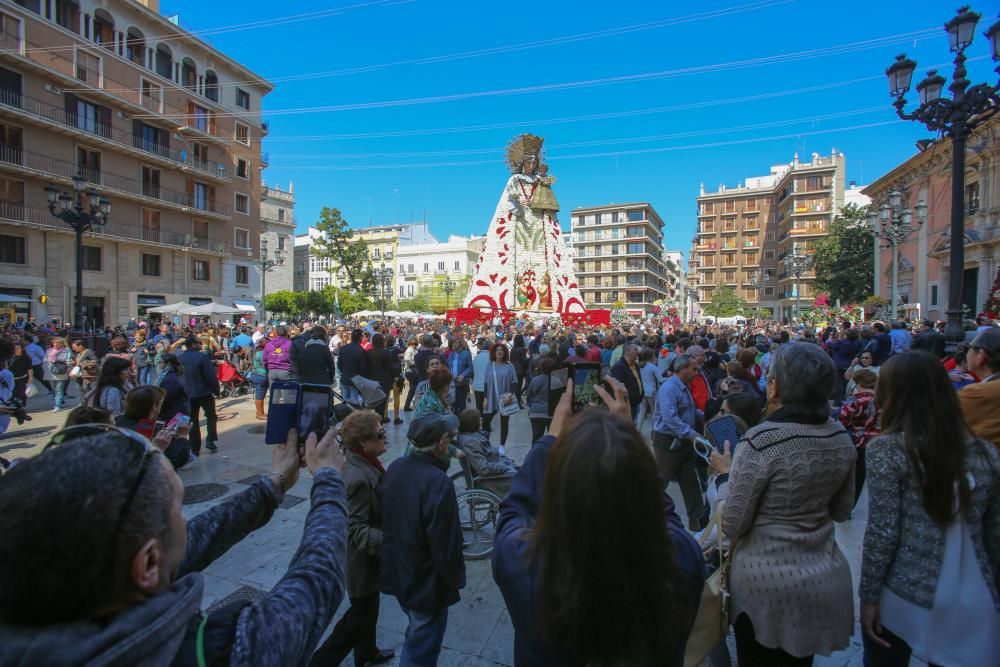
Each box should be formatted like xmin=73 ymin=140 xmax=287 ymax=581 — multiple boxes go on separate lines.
xmin=0 ymin=201 xmax=230 ymax=254
xmin=0 ymin=30 xmax=231 ymax=142
xmin=0 ymin=90 xmax=230 ymax=181
xmin=695 ymin=243 xmax=716 ymax=251
xmin=720 ymin=224 xmax=738 ymax=234
xmin=0 ymin=143 xmax=229 ymax=217
xmin=719 ymin=243 xmax=739 ymax=252
xmin=791 ymin=203 xmax=828 ymax=215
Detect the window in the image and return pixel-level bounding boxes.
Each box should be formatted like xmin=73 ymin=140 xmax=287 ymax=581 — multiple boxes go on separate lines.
xmin=766 ymin=231 xmax=775 ymax=241
xmin=55 ymin=0 xmax=79 ymax=32
xmin=408 ymin=264 xmax=414 ymax=273
xmin=235 ymin=122 xmax=249 ymax=145
xmin=192 ymin=142 xmax=210 ymax=166
xmin=234 ymin=228 xmax=249 ymax=249
xmin=141 ymin=208 xmax=160 ymax=241
xmin=81 ymin=245 xmax=101 ymax=271
xmin=236 ymin=88 xmax=250 ymax=110
xmin=192 ymin=259 xmax=209 ymax=281
xmin=235 ymin=193 xmax=249 ymax=214
xmin=745 ymin=198 xmax=756 ymax=211
xmin=627 ymin=210 xmax=644 ymax=222
xmin=277 ymin=236 xmax=286 ymax=251
xmin=74 ymin=48 xmax=100 ymax=85
xmin=193 ymin=182 xmax=209 ymax=210
xmin=764 ymin=250 xmax=775 ymax=259
xmin=70 ymin=97 xmax=110 ymax=137
xmin=236 ymin=158 xmax=249 ymax=179
xmin=76 ymin=146 xmax=100 ymax=184
xmin=930 ymin=284 xmax=938 ymax=306
xmin=0 ymin=123 xmax=23 ymax=164
xmin=236 ymin=265 xmax=249 ymax=285
xmin=437 ymin=261 xmax=445 ymax=271
xmin=0 ymin=233 xmax=24 ymax=263
xmin=191 ymin=104 xmax=209 ymax=132
xmin=454 ymin=260 xmax=460 ymax=271
xmin=627 ymin=242 xmax=645 ymax=254
xmin=193 ymin=220 xmax=208 ymax=242
xmin=423 ymin=262 xmax=429 ymax=273
xmin=141 ymin=253 xmax=160 ymax=276
xmin=277 ymin=208 xmax=286 ymax=222
xmin=764 ymin=286 xmax=775 ymax=297
xmin=140 ymin=79 xmax=161 ymax=112
xmin=966 ymin=182 xmax=980 ymax=213
xmin=132 ymin=120 xmax=167 ymax=154
xmin=141 ymin=166 xmax=160 ymax=198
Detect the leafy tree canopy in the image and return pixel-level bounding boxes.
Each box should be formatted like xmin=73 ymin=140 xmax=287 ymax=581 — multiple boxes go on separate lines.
xmin=813 ymin=203 xmax=875 ymax=305
xmin=705 ymin=286 xmax=746 ymax=317
xmin=310 ymin=207 xmax=375 ymax=293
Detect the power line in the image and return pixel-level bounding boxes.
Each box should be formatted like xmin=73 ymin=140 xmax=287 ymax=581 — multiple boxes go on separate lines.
xmin=132 ymin=27 xmax=942 ymax=120
xmin=57 ymin=0 xmax=794 ymax=96
xmin=16 ymin=0 xmax=413 ymax=55
xmin=265 ymin=107 xmax=887 ymax=159
xmin=273 ymin=120 xmax=902 ymax=171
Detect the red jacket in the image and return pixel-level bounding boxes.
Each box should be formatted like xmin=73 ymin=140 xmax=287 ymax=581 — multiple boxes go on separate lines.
xmin=690 ymin=372 xmax=711 ymax=412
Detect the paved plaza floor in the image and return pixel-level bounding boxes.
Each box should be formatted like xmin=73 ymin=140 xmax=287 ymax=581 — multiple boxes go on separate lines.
xmin=3 ymin=388 xmax=880 ymax=666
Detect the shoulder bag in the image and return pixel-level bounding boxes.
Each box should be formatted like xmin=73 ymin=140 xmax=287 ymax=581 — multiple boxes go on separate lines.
xmin=684 ymin=502 xmax=733 ymax=667
xmin=494 ymin=365 xmax=519 ymax=417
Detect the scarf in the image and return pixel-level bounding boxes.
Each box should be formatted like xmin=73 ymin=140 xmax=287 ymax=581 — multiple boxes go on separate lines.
xmin=352 ymin=447 xmax=385 ymax=473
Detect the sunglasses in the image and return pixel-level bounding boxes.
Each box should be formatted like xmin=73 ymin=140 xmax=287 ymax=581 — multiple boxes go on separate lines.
xmin=47 ymin=424 xmax=159 ymax=566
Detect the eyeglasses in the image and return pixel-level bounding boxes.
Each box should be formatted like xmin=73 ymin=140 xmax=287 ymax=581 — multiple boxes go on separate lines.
xmin=47 ymin=424 xmax=159 ymax=567
xmin=371 ymin=430 xmax=387 ymax=440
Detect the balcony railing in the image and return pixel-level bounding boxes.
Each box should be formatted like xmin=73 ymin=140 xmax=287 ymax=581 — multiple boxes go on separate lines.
xmin=0 ymin=30 xmax=230 ymax=141
xmin=0 ymin=201 xmax=230 ymax=253
xmin=0 ymin=89 xmax=229 ymax=179
xmin=0 ymin=143 xmax=229 ymax=216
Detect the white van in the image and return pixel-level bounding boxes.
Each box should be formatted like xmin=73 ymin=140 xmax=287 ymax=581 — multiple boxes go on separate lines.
xmin=700 ymin=316 xmax=747 ymax=327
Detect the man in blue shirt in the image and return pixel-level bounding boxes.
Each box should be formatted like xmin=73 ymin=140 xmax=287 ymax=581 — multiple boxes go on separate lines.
xmin=889 ymin=320 xmax=911 ymax=356
xmin=24 ymin=336 xmax=51 ymax=395
xmin=232 ymin=327 xmax=253 ymax=353
xmin=652 ymin=353 xmax=707 ymax=530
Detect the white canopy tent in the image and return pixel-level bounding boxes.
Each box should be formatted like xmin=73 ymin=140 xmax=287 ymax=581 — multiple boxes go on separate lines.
xmin=146 ymin=301 xmax=191 ymax=314
xmin=180 ymin=302 xmax=242 ymax=316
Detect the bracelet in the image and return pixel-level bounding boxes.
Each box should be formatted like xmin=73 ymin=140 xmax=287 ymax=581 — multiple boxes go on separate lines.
xmin=268 ymin=470 xmax=285 ymax=491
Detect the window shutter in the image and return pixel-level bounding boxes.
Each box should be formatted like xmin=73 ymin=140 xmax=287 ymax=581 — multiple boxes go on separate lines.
xmin=186 ymin=101 xmax=194 ymax=126
xmin=208 ymin=186 xmax=216 ymax=209
xmin=98 ymin=105 xmax=111 ymax=137
xmin=186 ymin=179 xmax=193 ymax=204
xmin=64 ymin=93 xmax=77 ymax=121
xmin=209 ymin=113 xmax=216 ymax=136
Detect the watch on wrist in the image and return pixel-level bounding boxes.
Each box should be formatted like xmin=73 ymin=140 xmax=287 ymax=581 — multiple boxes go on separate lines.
xmin=268 ymin=470 xmax=285 ymax=492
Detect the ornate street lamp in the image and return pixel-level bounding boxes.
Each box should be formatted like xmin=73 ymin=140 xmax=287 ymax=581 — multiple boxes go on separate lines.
xmin=45 ymin=174 xmax=110 ymax=331
xmin=373 ymin=263 xmax=394 ymax=318
xmin=438 ymin=279 xmax=456 ymax=312
xmin=884 ymin=5 xmax=999 ymax=347
xmin=783 ymin=253 xmax=813 ymax=322
xmin=867 ymin=193 xmax=928 ymax=320
xmin=257 ymin=237 xmax=284 ymax=323
xmin=748 ymin=270 xmax=762 ymax=321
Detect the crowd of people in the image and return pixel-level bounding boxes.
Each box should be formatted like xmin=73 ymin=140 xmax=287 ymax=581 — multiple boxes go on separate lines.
xmin=0 ymin=311 xmax=998 ymax=666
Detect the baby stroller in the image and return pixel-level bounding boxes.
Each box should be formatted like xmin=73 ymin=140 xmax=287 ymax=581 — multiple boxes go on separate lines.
xmin=336 ymin=376 xmax=388 ymax=419
xmin=217 ymin=359 xmax=251 ymax=398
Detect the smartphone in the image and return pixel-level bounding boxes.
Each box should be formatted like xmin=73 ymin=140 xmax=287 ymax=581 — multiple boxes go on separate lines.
xmin=266 ymin=381 xmax=300 ymax=445
xmin=705 ymin=415 xmax=741 ymax=454
xmin=151 ymin=420 xmax=166 ymax=437
xmin=298 ymin=383 xmax=332 ymax=441
xmin=570 ymin=363 xmax=604 ymax=414
xmin=547 ymin=365 xmax=568 ymax=417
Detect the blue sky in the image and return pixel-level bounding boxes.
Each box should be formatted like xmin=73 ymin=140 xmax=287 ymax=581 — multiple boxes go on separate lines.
xmin=163 ymin=0 xmax=994 ymax=260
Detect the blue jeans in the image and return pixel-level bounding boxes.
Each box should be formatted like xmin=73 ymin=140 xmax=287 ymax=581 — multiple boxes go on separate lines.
xmin=399 ymin=606 xmax=448 ymax=667
xmin=137 ymin=366 xmax=153 ymax=385
xmin=53 ymin=379 xmax=68 ymax=410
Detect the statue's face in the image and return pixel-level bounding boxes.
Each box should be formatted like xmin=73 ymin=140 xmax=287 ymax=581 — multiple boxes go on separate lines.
xmin=523 ymin=154 xmax=538 ymax=174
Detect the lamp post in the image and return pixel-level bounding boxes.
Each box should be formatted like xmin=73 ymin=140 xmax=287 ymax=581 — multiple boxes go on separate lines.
xmin=867 ymin=192 xmax=928 ymax=320
xmin=438 ymin=279 xmax=456 ymax=312
xmin=373 ymin=263 xmax=393 ymax=318
xmin=783 ymin=253 xmax=813 ymax=322
xmin=45 ymin=174 xmax=110 ymax=331
xmin=257 ymin=238 xmax=284 ymax=324
xmin=884 ymin=5 xmax=999 ymax=346
xmin=748 ymin=270 xmax=762 ymax=321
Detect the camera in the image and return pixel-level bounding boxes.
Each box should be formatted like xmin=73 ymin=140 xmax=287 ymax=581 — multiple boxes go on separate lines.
xmin=1 ymin=396 xmax=31 ymax=425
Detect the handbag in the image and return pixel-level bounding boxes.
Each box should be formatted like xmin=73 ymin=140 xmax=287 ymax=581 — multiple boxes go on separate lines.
xmin=494 ymin=365 xmax=519 ymax=417
xmin=683 ymin=502 xmax=732 ymax=667
xmin=51 ymin=357 xmax=69 ymax=376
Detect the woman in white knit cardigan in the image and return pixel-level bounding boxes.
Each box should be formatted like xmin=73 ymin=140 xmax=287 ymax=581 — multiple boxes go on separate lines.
xmin=714 ymin=342 xmax=856 ymax=666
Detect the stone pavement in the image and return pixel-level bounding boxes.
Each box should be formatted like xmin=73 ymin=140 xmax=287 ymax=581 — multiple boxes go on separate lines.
xmin=3 ymin=386 xmax=880 ymax=666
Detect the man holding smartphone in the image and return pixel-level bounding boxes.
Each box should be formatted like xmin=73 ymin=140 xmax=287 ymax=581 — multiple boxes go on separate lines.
xmin=652 ymin=353 xmax=707 ymax=531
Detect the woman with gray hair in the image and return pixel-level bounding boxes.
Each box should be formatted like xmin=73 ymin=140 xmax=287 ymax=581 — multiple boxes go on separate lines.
xmin=711 ymin=342 xmax=856 ymax=665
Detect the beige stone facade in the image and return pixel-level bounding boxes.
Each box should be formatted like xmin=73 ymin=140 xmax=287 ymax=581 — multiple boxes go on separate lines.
xmin=0 ymin=0 xmax=270 ymax=326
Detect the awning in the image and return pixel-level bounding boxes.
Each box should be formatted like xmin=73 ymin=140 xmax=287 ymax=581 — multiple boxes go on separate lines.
xmin=232 ymin=300 xmax=257 ymax=313
xmin=0 ymin=293 xmax=32 ymax=303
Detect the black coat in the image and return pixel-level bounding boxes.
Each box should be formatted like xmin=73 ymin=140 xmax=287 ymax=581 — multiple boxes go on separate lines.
xmin=156 ymin=369 xmax=190 ymax=421
xmin=912 ymin=330 xmax=946 ymax=358
xmin=380 ymin=451 xmax=465 ymax=612
xmin=367 ymin=347 xmax=396 ymax=392
xmin=178 ymin=350 xmax=219 ymax=398
xmin=338 ymin=342 xmax=369 ymax=387
xmin=611 ymin=358 xmax=644 ymax=407
xmin=298 ymin=339 xmax=335 ymax=385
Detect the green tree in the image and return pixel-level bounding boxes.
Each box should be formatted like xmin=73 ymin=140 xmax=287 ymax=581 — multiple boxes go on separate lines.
xmin=263 ymin=290 xmax=296 ymax=316
xmin=322 ymin=286 xmax=375 ymax=316
xmin=705 ymin=286 xmax=745 ymax=318
xmin=310 ymin=207 xmax=375 ymax=293
xmin=813 ymin=203 xmax=874 ymax=304
xmin=396 ymin=295 xmax=431 ymax=313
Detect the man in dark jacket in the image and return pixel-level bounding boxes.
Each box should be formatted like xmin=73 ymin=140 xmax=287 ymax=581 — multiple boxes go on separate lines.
xmin=179 ymin=337 xmax=221 ymax=454
xmin=298 ymin=326 xmax=335 ymax=386
xmin=872 ymin=322 xmax=893 ymax=365
xmin=0 ymin=426 xmax=348 ymax=667
xmin=380 ymin=413 xmax=465 ymax=665
xmin=912 ymin=319 xmax=946 ymax=358
xmin=412 ymin=334 xmax=438 ymax=385
xmin=338 ymin=329 xmax=369 ymax=405
xmin=610 ymin=343 xmax=645 ymax=420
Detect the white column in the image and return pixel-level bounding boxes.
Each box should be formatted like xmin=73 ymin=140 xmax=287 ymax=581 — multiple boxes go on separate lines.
xmin=917 ymin=182 xmax=929 ymax=310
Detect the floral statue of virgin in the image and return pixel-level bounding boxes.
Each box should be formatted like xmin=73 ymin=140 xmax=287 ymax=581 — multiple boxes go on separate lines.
xmin=462 ymin=133 xmax=585 ymax=314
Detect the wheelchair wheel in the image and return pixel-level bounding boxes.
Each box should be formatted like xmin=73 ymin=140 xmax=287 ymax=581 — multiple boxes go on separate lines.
xmin=457 ymin=489 xmax=500 ymax=560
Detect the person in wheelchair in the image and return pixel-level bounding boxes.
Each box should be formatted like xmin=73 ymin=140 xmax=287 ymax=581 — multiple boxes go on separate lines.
xmin=456 ymin=408 xmax=516 ymax=479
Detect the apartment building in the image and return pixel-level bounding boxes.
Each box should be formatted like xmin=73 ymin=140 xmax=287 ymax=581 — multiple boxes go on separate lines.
xmin=691 ymin=151 xmax=846 ymax=320
xmin=396 ymin=234 xmax=483 ymax=310
xmin=662 ymin=249 xmax=686 ymax=308
xmin=0 ymin=0 xmax=271 ymax=326
xmin=570 ymin=203 xmax=670 ymax=316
